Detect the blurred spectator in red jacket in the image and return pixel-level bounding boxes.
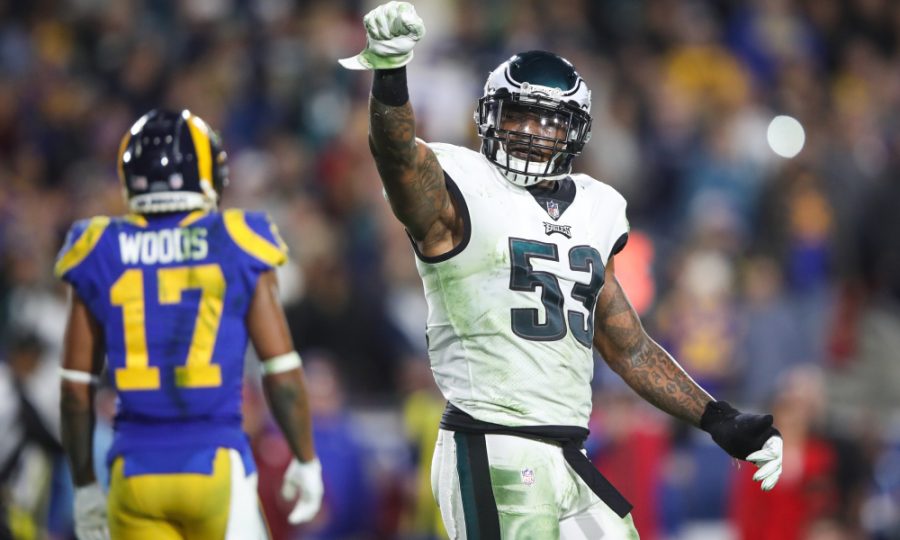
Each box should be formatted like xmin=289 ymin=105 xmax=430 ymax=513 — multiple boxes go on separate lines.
xmin=730 ymin=365 xmax=838 ymax=540
xmin=589 ymin=390 xmax=670 ymax=539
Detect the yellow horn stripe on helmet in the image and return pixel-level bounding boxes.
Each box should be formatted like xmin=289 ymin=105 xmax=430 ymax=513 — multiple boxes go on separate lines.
xmin=184 ymin=111 xmax=214 ymax=196
xmin=117 ymin=131 xmax=131 ymax=186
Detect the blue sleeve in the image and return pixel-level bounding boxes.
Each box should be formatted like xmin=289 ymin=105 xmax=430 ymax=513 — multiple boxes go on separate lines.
xmin=54 ymin=216 xmax=112 ymax=319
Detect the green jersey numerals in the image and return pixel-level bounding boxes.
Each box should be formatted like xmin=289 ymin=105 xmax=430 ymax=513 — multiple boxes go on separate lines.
xmin=508 ymin=238 xmax=604 ymax=347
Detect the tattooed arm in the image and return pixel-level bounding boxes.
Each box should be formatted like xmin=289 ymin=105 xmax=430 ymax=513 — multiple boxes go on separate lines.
xmin=368 ymin=69 xmax=463 ymax=257
xmin=593 ymin=257 xmax=713 ymax=426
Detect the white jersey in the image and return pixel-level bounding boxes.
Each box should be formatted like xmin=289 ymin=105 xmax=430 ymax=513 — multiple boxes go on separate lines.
xmin=416 ymin=143 xmax=630 ymax=429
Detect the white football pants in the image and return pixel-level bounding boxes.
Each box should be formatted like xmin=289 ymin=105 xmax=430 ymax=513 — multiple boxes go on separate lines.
xmin=431 ymin=429 xmax=640 ymax=539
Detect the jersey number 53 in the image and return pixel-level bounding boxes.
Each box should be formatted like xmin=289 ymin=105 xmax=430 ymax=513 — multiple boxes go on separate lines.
xmin=509 ymin=238 xmax=604 ymax=348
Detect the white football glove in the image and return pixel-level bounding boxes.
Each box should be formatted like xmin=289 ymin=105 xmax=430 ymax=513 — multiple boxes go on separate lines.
xmin=281 ymin=457 xmax=324 ymax=524
xmin=746 ymin=435 xmax=783 ymax=491
xmin=339 ymin=1 xmax=425 ymax=70
xmin=73 ymin=483 xmax=109 ymax=540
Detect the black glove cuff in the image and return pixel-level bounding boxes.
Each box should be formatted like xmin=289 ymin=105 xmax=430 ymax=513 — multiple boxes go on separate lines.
xmin=700 ymin=400 xmax=739 ymax=433
xmin=700 ymin=400 xmax=781 ymax=460
xmin=372 ymin=67 xmax=409 ymax=107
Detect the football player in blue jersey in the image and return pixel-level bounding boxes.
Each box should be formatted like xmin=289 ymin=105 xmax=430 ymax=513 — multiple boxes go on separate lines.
xmin=341 ymin=2 xmax=784 ymax=538
xmin=57 ymin=109 xmax=322 ymax=539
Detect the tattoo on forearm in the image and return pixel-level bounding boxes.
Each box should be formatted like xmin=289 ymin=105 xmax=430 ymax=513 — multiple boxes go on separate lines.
xmin=369 ymin=98 xmax=449 ymax=239
xmin=370 ymin=99 xmax=416 ymax=168
xmin=595 ymin=277 xmax=712 ymax=426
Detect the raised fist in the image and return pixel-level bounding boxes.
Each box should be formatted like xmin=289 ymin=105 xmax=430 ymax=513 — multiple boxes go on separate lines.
xmin=339 ymin=1 xmax=425 ymax=70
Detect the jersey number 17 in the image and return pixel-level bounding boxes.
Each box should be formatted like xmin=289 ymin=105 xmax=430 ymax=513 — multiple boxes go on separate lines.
xmin=110 ymin=264 xmax=226 ymax=391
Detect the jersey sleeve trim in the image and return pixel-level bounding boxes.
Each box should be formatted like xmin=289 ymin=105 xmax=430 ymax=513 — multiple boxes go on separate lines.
xmin=408 ymin=172 xmax=472 ymax=264
xmin=178 ymin=210 xmax=209 ymax=228
xmin=123 ymin=214 xmax=148 ymax=228
xmin=223 ymin=209 xmax=288 ymax=267
xmin=610 ymin=232 xmax=628 ymax=257
xmin=54 ymin=216 xmax=110 ymax=278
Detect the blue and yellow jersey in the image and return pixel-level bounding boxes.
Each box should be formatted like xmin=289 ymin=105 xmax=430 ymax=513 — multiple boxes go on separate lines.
xmin=55 ymin=209 xmax=288 ymax=475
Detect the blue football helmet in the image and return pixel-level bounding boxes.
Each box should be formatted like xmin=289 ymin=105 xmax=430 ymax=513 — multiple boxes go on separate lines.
xmin=118 ymin=109 xmax=228 ymax=213
xmin=475 ymin=51 xmax=592 ymax=187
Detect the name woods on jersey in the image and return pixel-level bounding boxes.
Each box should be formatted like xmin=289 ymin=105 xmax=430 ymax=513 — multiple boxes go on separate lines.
xmin=119 ymin=227 xmax=209 ymax=265
xmin=418 ymin=142 xmax=628 ymax=430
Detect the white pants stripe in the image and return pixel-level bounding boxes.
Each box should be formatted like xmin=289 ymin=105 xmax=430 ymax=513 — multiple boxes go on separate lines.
xmin=225 ymin=450 xmax=269 ymax=540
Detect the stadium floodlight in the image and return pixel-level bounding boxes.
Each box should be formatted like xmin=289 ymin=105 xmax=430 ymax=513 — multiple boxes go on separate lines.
xmin=767 ymin=115 xmax=806 ymax=158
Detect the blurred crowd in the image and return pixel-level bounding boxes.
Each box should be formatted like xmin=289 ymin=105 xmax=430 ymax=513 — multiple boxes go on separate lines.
xmin=1 ymin=0 xmax=899 ymax=538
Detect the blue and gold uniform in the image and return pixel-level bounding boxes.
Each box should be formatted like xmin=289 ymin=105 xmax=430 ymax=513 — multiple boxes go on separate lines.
xmin=56 ymin=208 xmax=287 ymax=539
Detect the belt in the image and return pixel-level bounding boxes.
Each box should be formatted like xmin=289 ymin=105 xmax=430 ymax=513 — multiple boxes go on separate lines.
xmin=440 ymin=402 xmax=633 ymax=518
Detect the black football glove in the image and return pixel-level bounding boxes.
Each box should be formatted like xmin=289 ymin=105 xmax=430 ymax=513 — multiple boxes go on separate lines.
xmin=700 ymin=400 xmax=783 ymax=491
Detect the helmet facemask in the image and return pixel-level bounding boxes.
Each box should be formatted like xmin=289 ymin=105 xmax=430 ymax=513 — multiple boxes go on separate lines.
xmin=477 ymin=91 xmax=591 ymax=187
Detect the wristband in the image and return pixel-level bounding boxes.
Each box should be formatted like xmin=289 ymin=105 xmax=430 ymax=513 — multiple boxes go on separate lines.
xmin=372 ymin=67 xmax=409 ymax=107
xmin=262 ymin=351 xmax=302 ymax=375
xmin=60 ymin=368 xmax=99 ymax=385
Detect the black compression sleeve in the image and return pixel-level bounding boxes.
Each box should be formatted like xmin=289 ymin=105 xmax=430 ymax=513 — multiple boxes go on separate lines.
xmin=372 ymin=67 xmax=409 ymax=107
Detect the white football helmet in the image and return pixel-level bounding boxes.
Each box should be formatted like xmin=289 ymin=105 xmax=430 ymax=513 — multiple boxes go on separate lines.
xmin=475 ymin=51 xmax=592 ymax=187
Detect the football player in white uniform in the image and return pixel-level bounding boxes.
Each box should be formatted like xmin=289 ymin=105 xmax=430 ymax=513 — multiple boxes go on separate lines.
xmin=342 ymin=2 xmax=783 ymax=538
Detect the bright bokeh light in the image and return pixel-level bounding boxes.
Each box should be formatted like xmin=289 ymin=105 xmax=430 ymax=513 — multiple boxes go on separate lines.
xmin=767 ymin=115 xmax=806 ymax=158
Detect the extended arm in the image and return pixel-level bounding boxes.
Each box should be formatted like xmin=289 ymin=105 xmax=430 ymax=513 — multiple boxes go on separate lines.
xmin=247 ymin=270 xmax=315 ymax=463
xmin=592 ymin=257 xmax=712 ymax=426
xmin=60 ymin=288 xmax=109 ymax=539
xmin=343 ymin=1 xmax=460 ymax=255
xmin=369 ymin=73 xmax=450 ymax=238
xmin=247 ymin=269 xmax=322 ymax=523
xmin=60 ymin=288 xmax=103 ymax=487
xmin=369 ymin=72 xmax=463 ymax=257
xmin=593 ymin=257 xmax=783 ymax=490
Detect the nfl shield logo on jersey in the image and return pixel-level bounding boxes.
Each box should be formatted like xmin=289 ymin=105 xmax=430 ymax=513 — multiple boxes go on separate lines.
xmin=546 ymin=200 xmax=560 ymax=220
xmin=521 ymin=468 xmax=535 ymax=486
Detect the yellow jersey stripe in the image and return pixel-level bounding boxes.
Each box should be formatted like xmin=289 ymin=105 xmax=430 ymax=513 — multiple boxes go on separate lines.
xmin=223 ymin=210 xmax=287 ymax=266
xmin=179 ymin=210 xmax=208 ymax=227
xmin=269 ymin=221 xmax=289 ymax=254
xmin=122 ymin=214 xmax=148 ymax=228
xmin=185 ymin=113 xmax=213 ymax=187
xmin=54 ymin=216 xmax=111 ymax=278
